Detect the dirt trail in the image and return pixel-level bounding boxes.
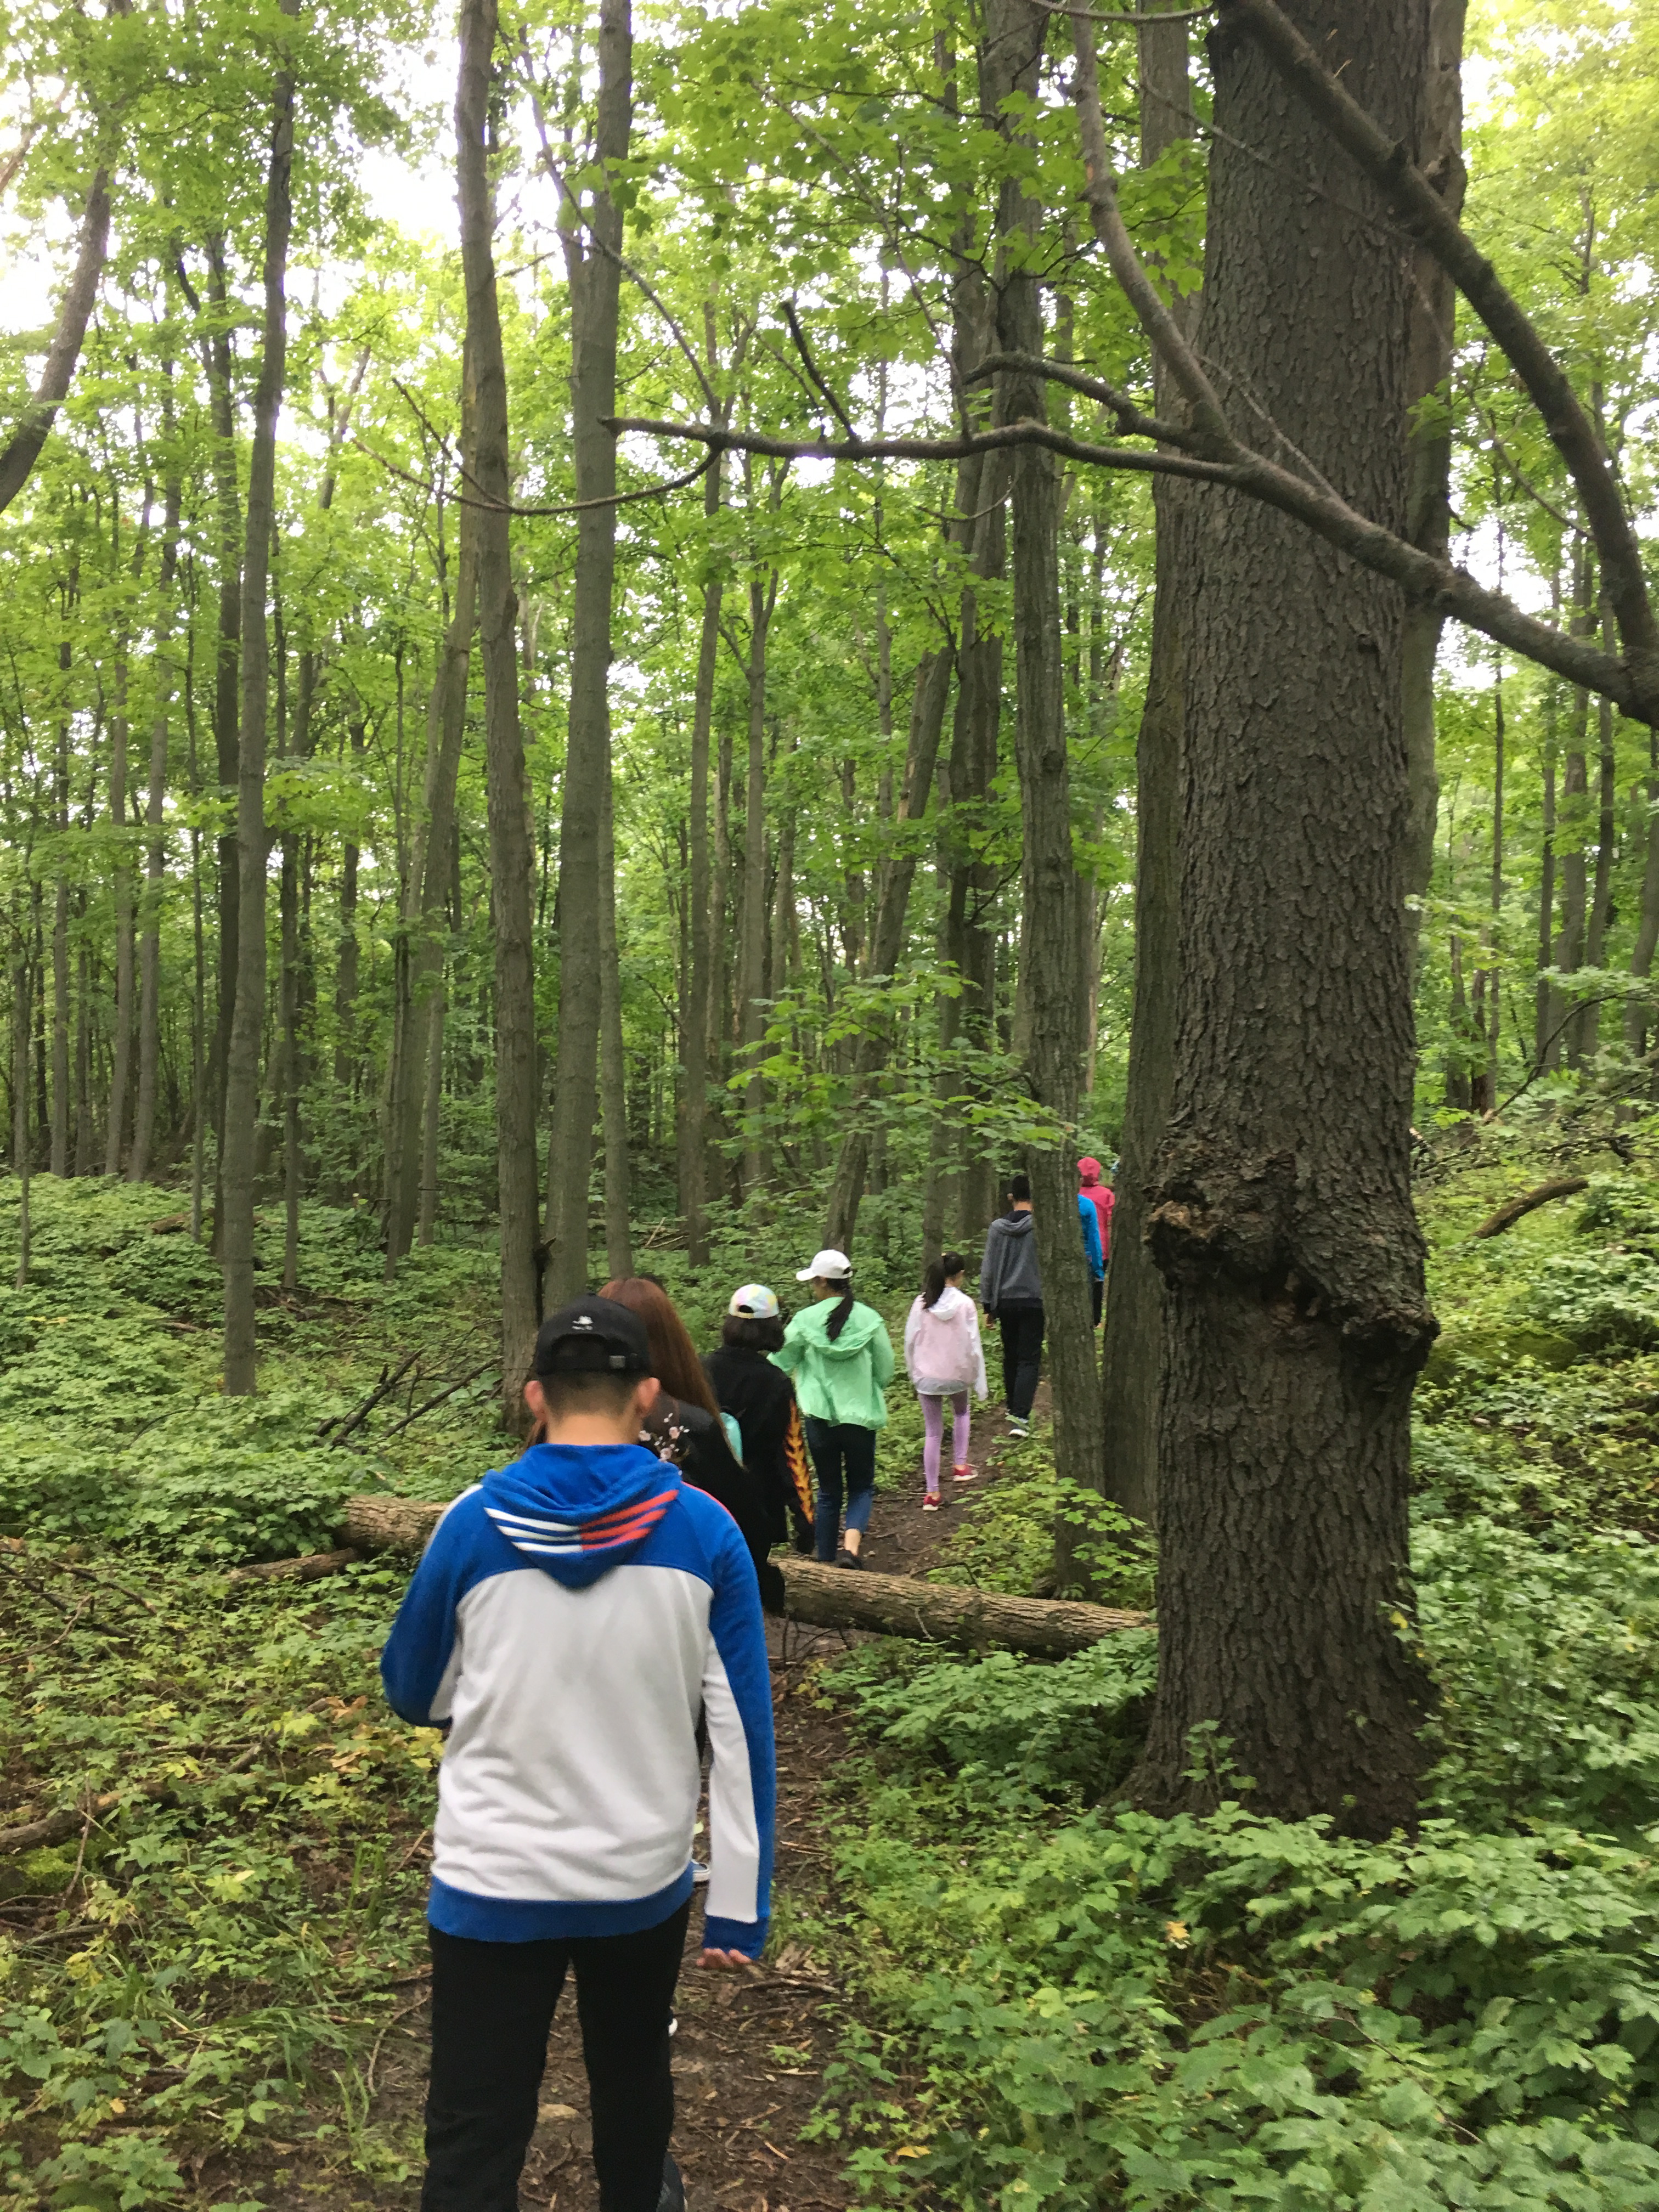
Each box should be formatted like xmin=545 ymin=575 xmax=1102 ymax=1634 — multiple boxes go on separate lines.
xmin=366 ymin=1392 xmax=1032 ymax=2212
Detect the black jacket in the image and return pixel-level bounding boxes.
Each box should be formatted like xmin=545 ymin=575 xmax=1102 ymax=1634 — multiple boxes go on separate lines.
xmin=703 ymin=1345 xmax=806 ymax=1548
xmin=640 ymin=1395 xmax=785 ymax=1613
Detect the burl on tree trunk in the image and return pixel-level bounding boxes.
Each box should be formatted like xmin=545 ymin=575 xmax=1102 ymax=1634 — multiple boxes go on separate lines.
xmin=1132 ymin=0 xmax=1437 ymax=1836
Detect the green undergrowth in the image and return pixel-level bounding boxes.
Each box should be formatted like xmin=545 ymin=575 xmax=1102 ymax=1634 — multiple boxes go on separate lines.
xmin=797 ymin=1113 xmax=1659 ymax=2210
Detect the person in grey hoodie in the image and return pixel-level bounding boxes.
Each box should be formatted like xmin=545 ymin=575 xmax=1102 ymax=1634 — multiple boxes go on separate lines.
xmin=979 ymin=1174 xmax=1047 ymax=1436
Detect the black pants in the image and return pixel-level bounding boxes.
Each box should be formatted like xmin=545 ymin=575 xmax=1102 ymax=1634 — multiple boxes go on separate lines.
xmin=805 ymin=1416 xmax=877 ymax=1560
xmin=998 ymin=1304 xmax=1045 ymax=1420
xmin=422 ymin=1901 xmax=690 ymax=2212
xmin=1091 ymin=1277 xmax=1103 ymax=1329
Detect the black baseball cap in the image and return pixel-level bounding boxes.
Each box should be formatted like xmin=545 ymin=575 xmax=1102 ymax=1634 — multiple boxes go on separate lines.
xmin=532 ymin=1295 xmax=653 ymax=1376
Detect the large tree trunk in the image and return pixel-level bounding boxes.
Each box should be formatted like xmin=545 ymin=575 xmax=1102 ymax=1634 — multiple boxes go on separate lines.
xmin=219 ymin=3 xmax=298 ymax=1396
xmin=458 ymin=0 xmax=541 ymax=1409
xmin=0 ymin=168 xmax=110 ymax=514
xmin=1133 ymin=0 xmax=1434 ymax=1833
xmin=986 ymin=0 xmax=1095 ymax=1494
xmin=131 ymin=452 xmax=183 ymax=1184
xmin=542 ymin=0 xmax=631 ymax=1307
xmin=1096 ymin=0 xmax=1199 ymax=1537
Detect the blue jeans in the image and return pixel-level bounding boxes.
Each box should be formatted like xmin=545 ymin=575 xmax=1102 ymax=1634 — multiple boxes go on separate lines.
xmin=805 ymin=1418 xmax=877 ymax=1561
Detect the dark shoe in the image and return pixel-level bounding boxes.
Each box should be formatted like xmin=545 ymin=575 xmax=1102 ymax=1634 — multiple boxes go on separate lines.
xmin=836 ymin=1547 xmax=862 ymax=1569
xmin=657 ymin=2153 xmax=687 ymax=2211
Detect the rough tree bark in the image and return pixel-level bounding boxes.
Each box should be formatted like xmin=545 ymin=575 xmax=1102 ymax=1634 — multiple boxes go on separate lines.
xmin=543 ymin=0 xmax=631 ymax=1306
xmin=219 ymin=1 xmax=299 ymax=1395
xmin=1132 ymin=0 xmax=1435 ymax=1831
xmin=1096 ymin=0 xmax=1199 ymax=1537
xmin=458 ymin=0 xmax=541 ymax=1407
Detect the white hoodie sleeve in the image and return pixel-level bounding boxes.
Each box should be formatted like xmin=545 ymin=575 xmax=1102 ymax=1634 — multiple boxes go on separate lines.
xmin=904 ymin=1295 xmax=923 ymax=1385
xmin=968 ymin=1301 xmax=988 ymax=1400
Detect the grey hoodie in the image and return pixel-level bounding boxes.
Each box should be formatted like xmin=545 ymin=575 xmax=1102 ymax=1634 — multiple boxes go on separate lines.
xmin=980 ymin=1209 xmax=1042 ymax=1312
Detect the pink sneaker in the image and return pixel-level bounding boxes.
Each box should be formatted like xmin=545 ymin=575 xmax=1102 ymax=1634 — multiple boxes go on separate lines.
xmin=952 ymin=1463 xmax=979 ymax=1483
xmin=922 ymin=1493 xmax=941 ymax=1512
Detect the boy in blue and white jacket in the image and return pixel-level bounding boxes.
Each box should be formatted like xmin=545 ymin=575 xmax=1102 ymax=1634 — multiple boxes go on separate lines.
xmin=382 ymin=1294 xmax=776 ymax=2212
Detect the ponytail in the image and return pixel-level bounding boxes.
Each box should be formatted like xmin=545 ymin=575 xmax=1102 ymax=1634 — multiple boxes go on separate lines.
xmin=921 ymin=1251 xmax=965 ymax=1309
xmin=824 ymin=1286 xmax=857 ymax=1341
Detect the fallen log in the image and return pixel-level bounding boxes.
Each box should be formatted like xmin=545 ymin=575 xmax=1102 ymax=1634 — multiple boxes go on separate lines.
xmin=225 ymin=1546 xmax=363 ymax=1587
xmin=1471 ymin=1175 xmax=1589 ymax=1239
xmin=337 ymin=1496 xmax=1149 ymax=1657
xmin=0 ymin=1746 xmax=260 ymax=1858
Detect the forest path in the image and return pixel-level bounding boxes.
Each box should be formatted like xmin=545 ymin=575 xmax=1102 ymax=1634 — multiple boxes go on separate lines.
xmin=363 ymin=1389 xmax=1032 ymax=2212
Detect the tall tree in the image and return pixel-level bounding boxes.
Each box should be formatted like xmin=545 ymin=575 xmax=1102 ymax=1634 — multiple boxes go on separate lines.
xmin=220 ymin=0 xmax=301 ymax=1395
xmin=1128 ymin=0 xmax=1434 ymax=1829
xmin=458 ymin=0 xmax=540 ymax=1408
xmin=543 ymin=0 xmax=633 ymax=1304
xmin=1097 ymin=0 xmax=1200 ymax=1536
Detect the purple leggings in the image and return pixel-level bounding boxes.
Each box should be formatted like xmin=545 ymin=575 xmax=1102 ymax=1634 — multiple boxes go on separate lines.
xmin=921 ymin=1392 xmax=971 ymax=1494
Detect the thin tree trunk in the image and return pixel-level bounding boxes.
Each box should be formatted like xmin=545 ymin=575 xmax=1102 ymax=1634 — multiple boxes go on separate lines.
xmin=105 ymin=645 xmax=136 ymax=1176
xmin=599 ymin=768 xmax=633 ymax=1278
xmin=1131 ymin=0 xmax=1433 ymax=1832
xmin=990 ymin=0 xmax=1095 ymax=1496
xmin=1096 ymin=0 xmax=1199 ymax=1533
xmin=1627 ymin=719 xmax=1659 ymax=1055
xmin=74 ymin=927 xmax=94 ymax=1174
xmin=202 ymin=236 xmax=242 ymax=1209
xmin=419 ymin=966 xmax=446 ymax=1244
xmin=459 ymin=0 xmax=541 ymax=1407
xmin=1539 ymin=681 xmax=1559 ymax=1065
xmin=1400 ymin=0 xmax=1466 ymax=962
xmin=1559 ymin=550 xmax=1596 ymax=1065
xmin=220 ymin=1 xmax=298 ymax=1396
xmin=678 ymin=401 xmax=723 ymax=1265
xmin=1582 ymin=673 xmax=1617 ymax=1059
xmin=389 ymin=465 xmax=477 ymax=1268
xmin=131 ymin=447 xmax=182 ymax=1184
xmin=49 ymin=627 xmax=71 ymax=1178
xmin=738 ymin=563 xmax=776 ymax=1201
xmin=12 ymin=931 xmax=30 ymax=1286
xmin=543 ymin=0 xmax=631 ymax=1304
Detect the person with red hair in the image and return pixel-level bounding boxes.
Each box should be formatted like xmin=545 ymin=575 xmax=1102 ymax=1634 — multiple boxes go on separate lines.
xmin=599 ymin=1277 xmax=783 ymax=1612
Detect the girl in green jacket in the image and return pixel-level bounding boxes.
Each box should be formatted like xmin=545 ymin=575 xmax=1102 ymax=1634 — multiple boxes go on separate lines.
xmin=772 ymin=1248 xmax=895 ymax=1568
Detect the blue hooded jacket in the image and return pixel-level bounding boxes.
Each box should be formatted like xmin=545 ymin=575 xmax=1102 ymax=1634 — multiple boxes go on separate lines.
xmin=381 ymin=1442 xmax=774 ymax=1957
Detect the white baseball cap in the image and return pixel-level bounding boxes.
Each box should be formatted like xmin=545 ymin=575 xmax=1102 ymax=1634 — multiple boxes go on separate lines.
xmin=727 ymin=1283 xmax=781 ymax=1319
xmin=796 ymin=1247 xmax=853 ymax=1283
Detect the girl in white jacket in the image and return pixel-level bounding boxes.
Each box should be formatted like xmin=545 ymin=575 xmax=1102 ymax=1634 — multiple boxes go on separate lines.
xmin=903 ymin=1252 xmax=989 ymax=1510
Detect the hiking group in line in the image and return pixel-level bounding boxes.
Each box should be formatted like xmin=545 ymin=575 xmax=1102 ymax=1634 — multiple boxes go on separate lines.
xmin=383 ymin=1159 xmax=1115 ymax=2211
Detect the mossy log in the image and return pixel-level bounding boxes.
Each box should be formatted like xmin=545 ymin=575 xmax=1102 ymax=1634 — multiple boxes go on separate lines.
xmin=337 ymin=1495 xmax=1149 ymax=1657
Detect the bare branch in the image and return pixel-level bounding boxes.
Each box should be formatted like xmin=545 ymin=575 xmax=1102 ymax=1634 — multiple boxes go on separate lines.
xmin=968 ymin=349 xmax=1195 ymax=446
xmin=609 ymin=411 xmax=1641 ymax=715
xmin=1070 ymin=16 xmax=1228 ymax=441
xmin=353 ymin=435 xmax=715 ymax=518
xmin=1222 ymin=0 xmax=1659 ymax=718
xmin=782 ymin=299 xmax=859 ymax=443
xmin=1034 ymin=0 xmax=1214 ymax=20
